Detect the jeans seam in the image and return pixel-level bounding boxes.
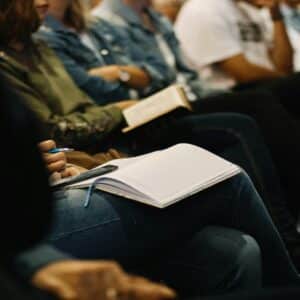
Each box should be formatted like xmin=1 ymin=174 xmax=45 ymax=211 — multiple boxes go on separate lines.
xmin=49 ymin=218 xmax=120 ymax=240
xmin=233 ymin=173 xmax=245 ymax=229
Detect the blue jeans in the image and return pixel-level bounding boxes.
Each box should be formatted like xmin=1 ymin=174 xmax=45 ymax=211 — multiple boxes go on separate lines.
xmin=48 ymin=173 xmax=299 ymax=296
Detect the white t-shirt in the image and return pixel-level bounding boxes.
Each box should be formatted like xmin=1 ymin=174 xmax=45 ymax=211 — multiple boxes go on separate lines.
xmin=175 ymin=0 xmax=275 ymax=90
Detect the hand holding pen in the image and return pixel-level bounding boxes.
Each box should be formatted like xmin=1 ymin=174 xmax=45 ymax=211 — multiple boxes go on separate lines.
xmin=38 ymin=140 xmax=80 ymax=180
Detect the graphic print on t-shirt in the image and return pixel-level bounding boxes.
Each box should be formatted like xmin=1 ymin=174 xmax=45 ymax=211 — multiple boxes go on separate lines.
xmin=237 ymin=22 xmax=264 ymax=42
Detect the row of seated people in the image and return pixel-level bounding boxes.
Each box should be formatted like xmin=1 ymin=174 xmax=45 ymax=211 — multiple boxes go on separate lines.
xmin=2 ymin=76 xmax=300 ymax=300
xmin=1 ymin=0 xmax=300 ymax=299
xmin=10 ymin=0 xmax=300 ymax=265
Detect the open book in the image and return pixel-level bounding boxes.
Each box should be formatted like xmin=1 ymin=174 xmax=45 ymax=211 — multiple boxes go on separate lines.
xmin=122 ymin=84 xmax=192 ymax=133
xmin=60 ymin=144 xmax=241 ymax=208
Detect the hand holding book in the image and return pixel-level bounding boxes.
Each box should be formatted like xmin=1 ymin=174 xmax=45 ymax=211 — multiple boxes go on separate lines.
xmin=122 ymin=84 xmax=193 ymax=133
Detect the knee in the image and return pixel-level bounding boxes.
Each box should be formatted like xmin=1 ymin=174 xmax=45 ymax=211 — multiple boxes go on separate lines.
xmin=201 ymin=226 xmax=261 ymax=266
xmin=227 ymin=113 xmax=260 ymax=132
xmin=233 ymin=234 xmax=262 ymax=288
xmin=199 ymin=227 xmax=262 ymax=289
xmin=236 ymin=234 xmax=261 ymax=270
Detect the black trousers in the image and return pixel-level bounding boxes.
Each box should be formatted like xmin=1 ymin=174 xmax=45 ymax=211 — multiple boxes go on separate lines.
xmin=234 ymin=72 xmax=300 ymax=117
xmin=194 ymin=89 xmax=300 ymax=214
xmin=186 ymin=287 xmax=300 ymax=300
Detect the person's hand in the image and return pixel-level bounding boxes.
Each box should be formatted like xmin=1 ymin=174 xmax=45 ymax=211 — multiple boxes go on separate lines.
xmin=38 ymin=140 xmax=67 ymax=177
xmin=32 ymin=260 xmax=177 ymax=300
xmin=38 ymin=140 xmax=83 ymax=180
xmin=89 ymin=66 xmax=121 ymax=82
xmin=59 ymin=166 xmax=82 ymax=178
xmin=113 ymin=100 xmax=139 ymax=110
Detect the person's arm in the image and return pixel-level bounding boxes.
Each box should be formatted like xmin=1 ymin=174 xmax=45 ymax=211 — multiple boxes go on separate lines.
xmin=0 ymin=65 xmax=123 ymax=148
xmin=37 ymin=33 xmax=131 ymax=104
xmin=264 ymin=0 xmax=294 ymax=73
xmin=32 ymin=259 xmax=176 ymax=300
xmin=218 ymin=53 xmax=285 ymax=83
xmin=218 ymin=1 xmax=293 ymax=83
xmin=88 ymin=65 xmax=151 ymax=89
xmin=15 ymin=244 xmax=176 ymax=300
xmin=89 ymin=16 xmax=176 ymax=96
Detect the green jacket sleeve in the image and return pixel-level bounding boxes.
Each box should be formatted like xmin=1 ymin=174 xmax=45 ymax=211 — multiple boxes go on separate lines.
xmin=0 ymin=62 xmax=124 ymax=148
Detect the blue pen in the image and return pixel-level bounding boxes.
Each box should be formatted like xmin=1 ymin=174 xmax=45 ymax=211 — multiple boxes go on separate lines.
xmin=48 ymin=147 xmax=74 ymax=154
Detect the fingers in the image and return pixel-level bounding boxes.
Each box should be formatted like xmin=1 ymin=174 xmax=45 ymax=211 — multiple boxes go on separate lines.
xmin=60 ymin=167 xmax=81 ymax=178
xmin=49 ymin=172 xmax=62 ymax=182
xmin=107 ymin=149 xmax=123 ymax=159
xmin=44 ymin=152 xmax=67 ymax=174
xmin=38 ymin=140 xmax=67 ymax=173
xmin=32 ymin=272 xmax=77 ymax=300
xmin=38 ymin=140 xmax=56 ymax=153
xmin=32 ymin=260 xmax=176 ymax=300
xmin=122 ymin=276 xmax=177 ymax=300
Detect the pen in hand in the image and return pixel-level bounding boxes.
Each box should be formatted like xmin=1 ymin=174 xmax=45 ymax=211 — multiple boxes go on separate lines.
xmin=48 ymin=148 xmax=75 ymax=154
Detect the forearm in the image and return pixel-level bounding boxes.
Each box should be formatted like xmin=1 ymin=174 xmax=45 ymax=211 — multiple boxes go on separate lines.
xmin=219 ymin=54 xmax=285 ymax=83
xmin=47 ymin=106 xmax=123 ymax=148
xmin=89 ymin=66 xmax=151 ymax=89
xmin=236 ymin=64 xmax=284 ymax=82
xmin=119 ymin=66 xmax=151 ymax=89
xmin=270 ymin=7 xmax=294 ymax=73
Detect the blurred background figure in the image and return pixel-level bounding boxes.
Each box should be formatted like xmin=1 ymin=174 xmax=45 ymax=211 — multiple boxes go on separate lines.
xmin=152 ymin=0 xmax=186 ymax=23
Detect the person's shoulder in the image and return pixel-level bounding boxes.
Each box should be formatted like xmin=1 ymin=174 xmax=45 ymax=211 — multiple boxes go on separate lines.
xmin=0 ymin=50 xmax=23 ymax=76
xmin=35 ymin=26 xmax=68 ymax=50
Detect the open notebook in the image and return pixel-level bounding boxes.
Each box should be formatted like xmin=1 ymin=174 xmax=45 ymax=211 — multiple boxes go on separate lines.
xmin=58 ymin=144 xmax=241 ymax=208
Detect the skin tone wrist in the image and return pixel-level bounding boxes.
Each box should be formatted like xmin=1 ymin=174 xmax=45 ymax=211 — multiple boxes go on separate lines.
xmin=270 ymin=4 xmax=283 ymax=21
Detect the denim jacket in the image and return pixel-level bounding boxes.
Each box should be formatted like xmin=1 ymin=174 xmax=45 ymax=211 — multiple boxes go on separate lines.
xmin=90 ymin=17 xmax=174 ymax=96
xmin=96 ymin=0 xmax=220 ymax=99
xmin=37 ymin=15 xmax=170 ymax=104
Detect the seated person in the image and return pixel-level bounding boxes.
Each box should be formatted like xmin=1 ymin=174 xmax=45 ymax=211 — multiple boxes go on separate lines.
xmin=0 ymin=74 xmax=175 ymax=300
xmin=36 ymin=0 xmax=167 ymax=104
xmin=90 ymin=0 xmax=300 ymax=267
xmin=175 ymin=0 xmax=300 ymax=107
xmin=151 ymin=0 xmax=186 ymax=23
xmin=0 ymin=70 xmax=299 ymax=300
xmin=24 ymin=136 xmax=300 ymax=296
xmin=2 ymin=0 xmax=300 ymax=273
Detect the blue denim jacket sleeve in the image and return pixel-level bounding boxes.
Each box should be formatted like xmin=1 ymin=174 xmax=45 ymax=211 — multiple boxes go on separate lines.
xmin=37 ymin=32 xmax=131 ymax=105
xmin=90 ymin=19 xmax=175 ymax=97
xmin=133 ymin=56 xmax=175 ymax=96
xmin=118 ymin=29 xmax=176 ymax=95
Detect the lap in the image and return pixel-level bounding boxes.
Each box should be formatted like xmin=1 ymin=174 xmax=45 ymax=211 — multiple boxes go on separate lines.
xmin=47 ymin=173 xmax=250 ymax=261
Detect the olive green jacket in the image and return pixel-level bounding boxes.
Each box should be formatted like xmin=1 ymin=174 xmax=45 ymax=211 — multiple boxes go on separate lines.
xmin=0 ymin=41 xmax=123 ymax=148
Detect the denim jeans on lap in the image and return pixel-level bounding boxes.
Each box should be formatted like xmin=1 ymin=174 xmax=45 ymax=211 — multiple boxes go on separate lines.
xmin=48 ymin=173 xmax=299 ymax=290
